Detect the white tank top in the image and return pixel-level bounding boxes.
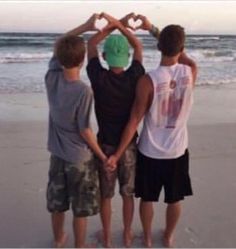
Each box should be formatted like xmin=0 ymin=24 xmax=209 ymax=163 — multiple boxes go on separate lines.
xmin=138 ymin=63 xmax=193 ymax=159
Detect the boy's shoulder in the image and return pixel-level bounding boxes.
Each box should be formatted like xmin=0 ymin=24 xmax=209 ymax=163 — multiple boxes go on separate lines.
xmin=76 ymin=81 xmax=93 ymax=96
xmin=154 ymin=63 xmax=191 ymax=74
xmin=124 ymin=59 xmax=145 ymax=76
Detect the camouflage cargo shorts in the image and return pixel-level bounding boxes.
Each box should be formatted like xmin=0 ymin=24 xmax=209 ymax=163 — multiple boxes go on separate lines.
xmin=46 ymin=154 xmax=100 ymax=217
xmin=97 ymin=142 xmax=137 ymax=198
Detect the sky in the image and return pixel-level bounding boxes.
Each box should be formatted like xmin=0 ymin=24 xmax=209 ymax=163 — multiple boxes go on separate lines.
xmin=0 ymin=1 xmax=236 ymax=34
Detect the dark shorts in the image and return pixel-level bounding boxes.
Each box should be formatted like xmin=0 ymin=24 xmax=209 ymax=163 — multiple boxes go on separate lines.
xmin=46 ymin=154 xmax=100 ymax=217
xmin=96 ymin=142 xmax=136 ymax=198
xmin=135 ymin=149 xmax=193 ymax=203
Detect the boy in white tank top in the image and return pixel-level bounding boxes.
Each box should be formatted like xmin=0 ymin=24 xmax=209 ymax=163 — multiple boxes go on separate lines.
xmin=106 ymin=24 xmax=197 ymax=247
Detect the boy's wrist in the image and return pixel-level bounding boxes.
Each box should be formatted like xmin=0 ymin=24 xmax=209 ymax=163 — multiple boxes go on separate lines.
xmin=82 ymin=22 xmax=91 ymax=32
xmin=149 ymin=24 xmax=160 ymax=38
xmin=101 ymin=154 xmax=107 ymax=163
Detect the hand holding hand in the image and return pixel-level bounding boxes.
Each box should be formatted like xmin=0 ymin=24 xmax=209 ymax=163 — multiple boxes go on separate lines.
xmin=105 ymin=155 xmax=118 ymax=172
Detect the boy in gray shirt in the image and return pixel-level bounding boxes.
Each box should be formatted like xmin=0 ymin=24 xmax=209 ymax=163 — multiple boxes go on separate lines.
xmin=45 ymin=14 xmax=106 ymax=248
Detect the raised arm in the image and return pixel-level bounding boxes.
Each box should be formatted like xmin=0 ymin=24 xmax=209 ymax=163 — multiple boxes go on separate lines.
xmin=106 ymin=74 xmax=153 ymax=169
xmin=87 ymin=13 xmax=141 ymax=61
xmin=101 ymin=12 xmax=143 ymax=63
xmin=178 ymin=52 xmax=198 ymax=85
xmin=65 ymin=14 xmax=100 ymax=36
xmin=87 ymin=23 xmax=114 ymax=60
xmin=135 ymin=14 xmax=160 ymax=39
xmin=54 ymin=14 xmax=100 ymax=55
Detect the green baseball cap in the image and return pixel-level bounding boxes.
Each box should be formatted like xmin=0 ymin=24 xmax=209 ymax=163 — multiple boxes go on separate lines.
xmin=103 ymin=34 xmax=129 ymax=68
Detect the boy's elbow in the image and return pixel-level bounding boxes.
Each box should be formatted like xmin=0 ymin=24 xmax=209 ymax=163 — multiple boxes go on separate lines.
xmin=192 ymin=62 xmax=198 ymax=74
xmin=80 ymin=127 xmax=91 ymax=138
xmin=129 ymin=115 xmax=141 ymax=130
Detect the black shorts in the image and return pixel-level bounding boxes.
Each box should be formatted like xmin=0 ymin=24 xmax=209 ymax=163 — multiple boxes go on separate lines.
xmin=135 ymin=149 xmax=193 ymax=203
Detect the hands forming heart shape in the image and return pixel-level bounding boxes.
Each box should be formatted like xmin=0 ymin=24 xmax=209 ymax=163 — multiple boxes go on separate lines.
xmin=128 ymin=16 xmax=143 ymax=31
xmin=88 ymin=12 xmax=151 ymax=32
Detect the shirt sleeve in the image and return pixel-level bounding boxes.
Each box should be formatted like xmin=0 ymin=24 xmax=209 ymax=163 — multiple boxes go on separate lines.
xmin=76 ymin=87 xmax=93 ymax=132
xmin=86 ymin=57 xmax=105 ymax=89
xmin=45 ymin=56 xmax=63 ymax=84
xmin=48 ymin=56 xmax=63 ymax=71
xmin=126 ymin=60 xmax=145 ymax=81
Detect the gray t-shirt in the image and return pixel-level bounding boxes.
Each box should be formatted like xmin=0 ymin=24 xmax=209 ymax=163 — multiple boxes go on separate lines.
xmin=45 ymin=57 xmax=93 ymax=163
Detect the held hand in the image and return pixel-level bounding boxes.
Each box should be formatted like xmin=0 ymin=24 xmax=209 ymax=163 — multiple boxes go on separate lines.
xmin=105 ymin=155 xmax=118 ymax=172
xmin=84 ymin=13 xmax=101 ymax=32
xmin=120 ymin=12 xmax=136 ymax=31
xmin=134 ymin=14 xmax=152 ymax=31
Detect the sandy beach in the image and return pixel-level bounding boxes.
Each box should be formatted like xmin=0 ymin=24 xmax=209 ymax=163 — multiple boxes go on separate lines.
xmin=0 ymin=85 xmax=236 ymax=248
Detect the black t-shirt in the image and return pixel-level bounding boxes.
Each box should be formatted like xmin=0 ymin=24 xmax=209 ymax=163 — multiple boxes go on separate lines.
xmin=86 ymin=57 xmax=145 ymax=146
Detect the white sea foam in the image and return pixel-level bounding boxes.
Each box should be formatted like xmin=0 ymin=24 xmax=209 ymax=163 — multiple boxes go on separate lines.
xmin=189 ymin=36 xmax=220 ymax=41
xmin=188 ymin=49 xmax=235 ymax=63
xmin=0 ymin=52 xmax=52 ymax=63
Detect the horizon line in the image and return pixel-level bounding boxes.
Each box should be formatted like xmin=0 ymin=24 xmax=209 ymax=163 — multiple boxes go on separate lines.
xmin=0 ymin=31 xmax=236 ymax=36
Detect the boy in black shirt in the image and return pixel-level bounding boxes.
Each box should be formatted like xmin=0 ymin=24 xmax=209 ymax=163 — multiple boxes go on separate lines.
xmin=86 ymin=13 xmax=144 ymax=247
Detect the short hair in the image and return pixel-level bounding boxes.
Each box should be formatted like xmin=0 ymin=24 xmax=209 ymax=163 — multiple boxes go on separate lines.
xmin=56 ymin=35 xmax=85 ymax=69
xmin=158 ymin=25 xmax=185 ymax=57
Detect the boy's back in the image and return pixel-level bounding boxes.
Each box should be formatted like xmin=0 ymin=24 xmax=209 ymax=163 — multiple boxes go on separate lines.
xmin=87 ymin=57 xmax=144 ymax=145
xmin=138 ymin=63 xmax=193 ymax=159
xmin=45 ymin=57 xmax=93 ymax=163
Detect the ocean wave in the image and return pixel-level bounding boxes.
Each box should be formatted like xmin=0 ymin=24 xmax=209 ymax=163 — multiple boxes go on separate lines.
xmin=188 ymin=36 xmax=220 ymax=41
xmin=188 ymin=49 xmax=235 ymax=62
xmin=0 ymin=40 xmax=54 ymax=47
xmin=197 ymin=78 xmax=236 ymax=86
xmin=203 ymin=50 xmax=233 ymax=57
xmin=0 ymin=52 xmax=52 ymax=63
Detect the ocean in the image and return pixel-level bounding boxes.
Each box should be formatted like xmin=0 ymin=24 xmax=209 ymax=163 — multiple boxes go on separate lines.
xmin=0 ymin=32 xmax=236 ymax=93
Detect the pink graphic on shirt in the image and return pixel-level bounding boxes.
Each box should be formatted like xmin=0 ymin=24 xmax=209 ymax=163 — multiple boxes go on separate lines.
xmin=156 ymin=76 xmax=191 ymax=128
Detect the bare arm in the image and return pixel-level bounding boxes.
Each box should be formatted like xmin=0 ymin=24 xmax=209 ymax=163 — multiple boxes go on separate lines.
xmin=65 ymin=14 xmax=100 ymax=37
xmin=107 ymin=74 xmax=153 ymax=169
xmin=87 ymin=12 xmax=142 ymax=62
xmin=54 ymin=14 xmax=100 ymax=55
xmin=135 ymin=14 xmax=160 ymax=39
xmin=178 ymin=52 xmax=198 ymax=85
xmin=80 ymin=128 xmax=107 ymax=162
xmin=87 ymin=25 xmax=115 ymax=60
xmin=102 ymin=13 xmax=143 ymax=63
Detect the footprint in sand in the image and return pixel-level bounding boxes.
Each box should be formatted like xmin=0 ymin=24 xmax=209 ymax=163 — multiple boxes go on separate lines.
xmin=185 ymin=227 xmax=199 ymax=245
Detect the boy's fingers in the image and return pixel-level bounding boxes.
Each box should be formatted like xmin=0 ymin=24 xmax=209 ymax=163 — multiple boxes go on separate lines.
xmin=135 ymin=14 xmax=145 ymax=20
xmin=101 ymin=12 xmax=110 ymax=19
xmin=93 ymin=13 xmax=100 ymax=18
xmin=126 ymin=12 xmax=135 ymax=18
xmin=135 ymin=24 xmax=143 ymax=30
xmin=127 ymin=25 xmax=135 ymax=31
xmin=101 ymin=12 xmax=118 ymax=23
